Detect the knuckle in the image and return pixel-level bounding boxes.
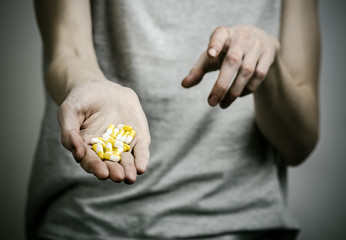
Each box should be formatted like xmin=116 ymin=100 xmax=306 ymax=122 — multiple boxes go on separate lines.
xmin=253 ymin=39 xmax=261 ymax=48
xmin=215 ymin=25 xmax=228 ymax=33
xmin=215 ymin=81 xmax=229 ymax=93
xmin=247 ymin=82 xmax=257 ymax=92
xmin=241 ymin=64 xmax=255 ymax=77
xmin=255 ymin=69 xmax=267 ymax=79
xmin=124 ymin=87 xmax=140 ymax=101
xmin=239 ymin=30 xmax=250 ymax=40
xmin=225 ymin=51 xmax=242 ymax=65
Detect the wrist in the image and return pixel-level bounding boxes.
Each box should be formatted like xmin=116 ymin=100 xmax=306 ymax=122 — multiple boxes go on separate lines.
xmin=45 ymin=56 xmax=106 ymax=105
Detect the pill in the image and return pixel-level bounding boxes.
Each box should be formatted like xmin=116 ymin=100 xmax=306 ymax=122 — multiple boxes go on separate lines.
xmin=116 ymin=129 xmax=125 ymax=141
xmin=92 ymin=143 xmax=104 ymax=159
xmin=113 ymin=147 xmax=124 ymax=156
xmin=117 ymin=124 xmax=133 ymax=131
xmin=114 ymin=140 xmax=124 ymax=149
xmin=123 ymin=125 xmax=133 ymax=131
xmin=104 ymin=152 xmax=121 ymax=162
xmin=110 ymin=128 xmax=120 ymax=139
xmin=91 ymin=123 xmax=136 ymax=161
xmin=120 ymin=131 xmax=129 ymax=143
xmin=125 ymin=130 xmax=136 ymax=144
xmin=123 ymin=143 xmax=130 ymax=152
xmin=105 ymin=142 xmax=113 ymax=153
xmin=106 ymin=124 xmax=115 ymax=136
xmin=102 ymin=133 xmax=115 ymax=145
xmin=90 ymin=137 xmax=106 ymax=148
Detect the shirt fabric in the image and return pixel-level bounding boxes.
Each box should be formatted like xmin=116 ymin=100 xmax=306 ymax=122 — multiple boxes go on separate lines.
xmin=26 ymin=0 xmax=300 ymax=239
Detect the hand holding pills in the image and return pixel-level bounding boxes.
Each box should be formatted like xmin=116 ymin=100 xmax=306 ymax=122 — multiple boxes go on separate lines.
xmin=182 ymin=25 xmax=280 ymax=108
xmin=58 ymin=80 xmax=151 ymax=184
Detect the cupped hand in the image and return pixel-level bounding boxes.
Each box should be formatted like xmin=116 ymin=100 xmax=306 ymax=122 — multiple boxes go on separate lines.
xmin=58 ymin=80 xmax=151 ymax=184
xmin=182 ymin=25 xmax=280 ymax=108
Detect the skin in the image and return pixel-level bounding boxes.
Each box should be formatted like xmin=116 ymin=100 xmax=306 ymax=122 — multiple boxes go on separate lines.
xmin=35 ymin=0 xmax=151 ymax=184
xmin=182 ymin=0 xmax=320 ymax=166
xmin=34 ymin=0 xmax=320 ymax=184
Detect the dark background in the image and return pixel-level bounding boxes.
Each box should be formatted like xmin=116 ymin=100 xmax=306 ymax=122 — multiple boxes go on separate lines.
xmin=0 ymin=0 xmax=345 ymax=239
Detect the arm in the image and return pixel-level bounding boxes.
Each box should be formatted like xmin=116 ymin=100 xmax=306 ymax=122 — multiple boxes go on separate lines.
xmin=254 ymin=0 xmax=320 ymax=165
xmin=182 ymin=0 xmax=320 ymax=166
xmin=34 ymin=0 xmax=102 ymax=104
xmin=34 ymin=0 xmax=151 ymax=183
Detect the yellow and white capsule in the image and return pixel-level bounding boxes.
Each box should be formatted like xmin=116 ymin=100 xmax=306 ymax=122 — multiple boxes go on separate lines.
xmin=120 ymin=131 xmax=129 ymax=143
xmin=116 ymin=129 xmax=125 ymax=141
xmin=117 ymin=124 xmax=133 ymax=131
xmin=92 ymin=143 xmax=104 ymax=159
xmin=102 ymin=133 xmax=115 ymax=145
xmin=106 ymin=124 xmax=115 ymax=136
xmin=90 ymin=137 xmax=106 ymax=149
xmin=110 ymin=128 xmax=120 ymax=139
xmin=123 ymin=143 xmax=130 ymax=152
xmin=125 ymin=130 xmax=136 ymax=144
xmin=105 ymin=142 xmax=113 ymax=153
xmin=104 ymin=152 xmax=121 ymax=162
xmin=114 ymin=140 xmax=124 ymax=149
xmin=113 ymin=147 xmax=124 ymax=156
xmin=117 ymin=124 xmax=124 ymax=130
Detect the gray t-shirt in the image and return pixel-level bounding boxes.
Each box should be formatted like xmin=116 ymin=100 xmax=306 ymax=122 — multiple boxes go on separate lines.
xmin=26 ymin=0 xmax=299 ymax=239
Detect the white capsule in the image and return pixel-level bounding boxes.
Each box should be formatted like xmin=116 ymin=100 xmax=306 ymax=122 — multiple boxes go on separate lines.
xmin=117 ymin=124 xmax=124 ymax=130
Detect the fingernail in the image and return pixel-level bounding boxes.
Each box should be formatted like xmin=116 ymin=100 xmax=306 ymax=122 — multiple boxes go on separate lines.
xmin=208 ymin=95 xmax=219 ymax=106
xmin=208 ymin=48 xmax=217 ymax=57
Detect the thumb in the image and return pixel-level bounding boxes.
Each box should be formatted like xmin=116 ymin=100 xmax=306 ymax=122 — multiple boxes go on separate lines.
xmin=58 ymin=100 xmax=86 ymax=162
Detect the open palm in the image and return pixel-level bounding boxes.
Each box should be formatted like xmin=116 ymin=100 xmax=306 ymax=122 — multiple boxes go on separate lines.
xmin=58 ymin=80 xmax=151 ymax=184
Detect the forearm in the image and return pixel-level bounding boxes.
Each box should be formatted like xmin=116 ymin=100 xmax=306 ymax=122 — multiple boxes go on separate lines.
xmin=253 ymin=55 xmax=319 ymax=166
xmin=252 ymin=0 xmax=320 ymax=166
xmin=35 ymin=0 xmax=103 ymax=105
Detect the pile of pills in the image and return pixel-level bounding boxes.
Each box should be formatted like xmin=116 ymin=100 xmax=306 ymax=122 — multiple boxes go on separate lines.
xmin=91 ymin=124 xmax=136 ymax=162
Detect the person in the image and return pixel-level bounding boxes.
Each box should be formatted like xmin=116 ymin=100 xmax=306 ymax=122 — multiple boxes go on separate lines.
xmin=26 ymin=0 xmax=320 ymax=239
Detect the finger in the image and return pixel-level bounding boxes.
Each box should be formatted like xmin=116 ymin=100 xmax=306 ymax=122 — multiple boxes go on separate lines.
xmin=220 ymin=46 xmax=260 ymax=108
xmin=182 ymin=27 xmax=230 ymax=88
xmin=58 ymin=101 xmax=85 ymax=162
xmin=240 ymin=87 xmax=252 ymax=97
xmin=80 ymin=148 xmax=109 ymax=180
xmin=119 ymin=152 xmax=137 ymax=184
xmin=182 ymin=52 xmax=210 ymax=88
xmin=133 ymin=141 xmax=150 ymax=175
xmin=208 ymin=26 xmax=230 ymax=58
xmin=246 ymin=53 xmax=274 ymax=92
xmin=104 ymin=161 xmax=125 ymax=183
xmin=208 ymin=45 xmax=243 ymax=106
